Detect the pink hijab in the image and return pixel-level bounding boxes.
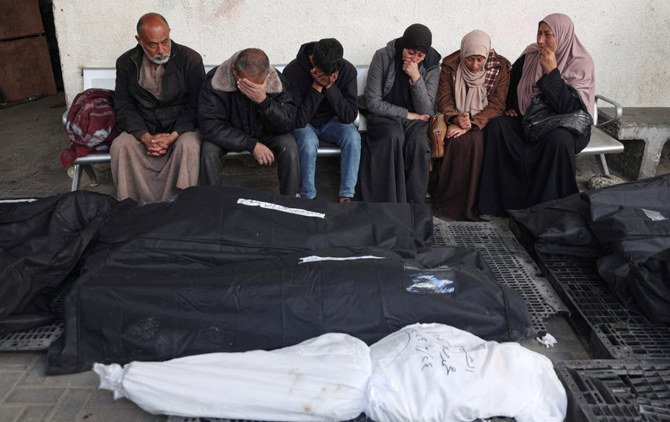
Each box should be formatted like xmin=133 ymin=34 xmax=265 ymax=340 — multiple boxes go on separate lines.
xmin=454 ymin=30 xmax=491 ymax=116
xmin=517 ymin=13 xmax=595 ymax=117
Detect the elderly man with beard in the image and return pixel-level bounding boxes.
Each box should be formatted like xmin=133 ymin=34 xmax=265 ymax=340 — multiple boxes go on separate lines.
xmin=110 ymin=12 xmax=205 ymax=202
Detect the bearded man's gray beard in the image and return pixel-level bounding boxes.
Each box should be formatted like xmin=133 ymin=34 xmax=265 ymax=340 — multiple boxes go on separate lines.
xmin=141 ymin=44 xmax=171 ymax=65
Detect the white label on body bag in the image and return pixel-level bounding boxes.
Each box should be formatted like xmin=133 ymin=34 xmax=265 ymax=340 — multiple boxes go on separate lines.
xmin=237 ymin=198 xmax=326 ymax=219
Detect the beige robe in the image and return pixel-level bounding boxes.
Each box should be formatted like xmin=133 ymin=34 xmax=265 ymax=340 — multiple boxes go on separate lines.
xmin=111 ymin=56 xmax=200 ymax=202
xmin=110 ymin=131 xmax=200 ymax=202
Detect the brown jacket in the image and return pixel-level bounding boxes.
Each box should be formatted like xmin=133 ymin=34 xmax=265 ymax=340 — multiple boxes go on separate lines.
xmin=436 ymin=49 xmax=510 ymax=129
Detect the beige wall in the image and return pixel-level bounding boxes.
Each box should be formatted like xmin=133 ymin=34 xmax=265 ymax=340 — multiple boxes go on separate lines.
xmin=53 ymin=0 xmax=669 ymax=107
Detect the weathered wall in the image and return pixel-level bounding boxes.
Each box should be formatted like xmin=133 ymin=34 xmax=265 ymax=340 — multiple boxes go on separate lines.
xmin=53 ymin=0 xmax=669 ymax=107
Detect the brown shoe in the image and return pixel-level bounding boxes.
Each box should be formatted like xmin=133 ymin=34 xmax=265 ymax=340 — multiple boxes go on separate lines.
xmin=339 ymin=197 xmax=351 ymax=203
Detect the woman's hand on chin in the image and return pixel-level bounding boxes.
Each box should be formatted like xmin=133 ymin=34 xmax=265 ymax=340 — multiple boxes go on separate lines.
xmin=539 ymin=46 xmax=557 ymax=74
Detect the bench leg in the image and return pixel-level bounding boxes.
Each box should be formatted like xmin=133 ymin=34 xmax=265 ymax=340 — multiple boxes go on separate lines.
xmin=70 ymin=164 xmax=82 ymax=192
xmin=597 ymin=154 xmax=611 ymax=176
xmin=82 ymin=164 xmax=99 ymax=187
xmin=70 ymin=164 xmax=99 ymax=191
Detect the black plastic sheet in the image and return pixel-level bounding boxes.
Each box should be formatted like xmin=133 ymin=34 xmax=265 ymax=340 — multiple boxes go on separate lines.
xmin=0 ymin=185 xmax=433 ymax=332
xmin=624 ymin=248 xmax=670 ymax=324
xmin=89 ymin=185 xmax=435 ymax=268
xmin=509 ymin=174 xmax=670 ymax=325
xmin=582 ymin=175 xmax=670 ymax=258
xmin=507 ymin=192 xmax=601 ymax=257
xmin=1 ymin=186 xmax=533 ymax=374
xmin=0 ymin=192 xmax=116 ymax=332
xmin=47 ymin=246 xmax=532 ymax=374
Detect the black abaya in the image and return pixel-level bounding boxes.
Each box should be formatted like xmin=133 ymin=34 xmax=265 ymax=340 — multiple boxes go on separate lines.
xmin=357 ymin=40 xmax=439 ymax=203
xmin=478 ymin=117 xmax=588 ymax=215
xmin=358 ymin=115 xmax=431 ymax=203
xmin=477 ymin=55 xmax=591 ymax=216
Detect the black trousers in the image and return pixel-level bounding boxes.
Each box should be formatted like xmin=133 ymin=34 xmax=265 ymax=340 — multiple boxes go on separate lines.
xmin=199 ymin=133 xmax=300 ymax=196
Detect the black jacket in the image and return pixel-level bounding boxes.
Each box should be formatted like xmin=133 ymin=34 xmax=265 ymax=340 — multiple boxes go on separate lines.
xmin=113 ymin=41 xmax=205 ymax=139
xmin=282 ymin=42 xmax=358 ymax=129
xmin=198 ymin=58 xmax=296 ymax=153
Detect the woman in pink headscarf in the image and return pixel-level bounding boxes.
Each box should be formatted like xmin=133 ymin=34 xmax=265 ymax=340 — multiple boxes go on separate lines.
xmin=431 ymin=30 xmax=510 ymax=221
xmin=478 ymin=13 xmax=595 ymax=216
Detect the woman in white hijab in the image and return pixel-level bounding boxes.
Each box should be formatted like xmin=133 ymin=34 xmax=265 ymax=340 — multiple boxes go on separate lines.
xmin=477 ymin=13 xmax=595 ymax=217
xmin=431 ymin=30 xmax=510 ymax=221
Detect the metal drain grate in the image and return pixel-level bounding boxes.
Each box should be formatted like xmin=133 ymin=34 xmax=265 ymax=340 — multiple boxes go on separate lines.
xmin=556 ymin=359 xmax=670 ymax=421
xmin=0 ymin=323 xmax=63 ymax=351
xmin=538 ymin=253 xmax=670 ymax=359
xmin=432 ymin=219 xmax=566 ymax=333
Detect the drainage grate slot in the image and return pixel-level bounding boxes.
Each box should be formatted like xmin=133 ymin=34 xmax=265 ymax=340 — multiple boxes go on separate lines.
xmin=538 ymin=252 xmax=670 ymax=359
xmin=556 ymin=359 xmax=670 ymax=421
xmin=0 ymin=323 xmax=63 ymax=351
xmin=433 ymin=220 xmax=566 ymax=333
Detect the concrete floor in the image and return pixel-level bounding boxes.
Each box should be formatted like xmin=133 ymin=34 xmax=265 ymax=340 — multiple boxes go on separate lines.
xmin=1 ymin=93 xmax=669 ymax=422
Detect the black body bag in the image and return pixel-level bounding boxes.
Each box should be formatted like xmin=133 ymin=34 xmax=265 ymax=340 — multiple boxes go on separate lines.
xmin=47 ymin=246 xmax=533 ymax=374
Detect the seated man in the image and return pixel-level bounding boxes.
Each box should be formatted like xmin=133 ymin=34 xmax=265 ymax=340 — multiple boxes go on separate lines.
xmin=111 ymin=12 xmax=204 ymax=202
xmin=283 ymin=39 xmax=360 ymax=202
xmin=198 ymin=49 xmax=299 ymax=196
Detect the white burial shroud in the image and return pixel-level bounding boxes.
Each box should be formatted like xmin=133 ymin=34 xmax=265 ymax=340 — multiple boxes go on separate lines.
xmin=94 ymin=323 xmax=567 ymax=422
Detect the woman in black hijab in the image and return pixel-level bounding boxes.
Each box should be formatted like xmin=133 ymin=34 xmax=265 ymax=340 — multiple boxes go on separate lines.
xmin=358 ymin=24 xmax=441 ymax=202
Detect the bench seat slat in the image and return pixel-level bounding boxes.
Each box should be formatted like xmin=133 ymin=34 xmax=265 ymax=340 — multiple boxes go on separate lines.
xmin=72 ymin=153 xmax=111 ymax=164
xmin=577 ymin=127 xmax=624 ymax=157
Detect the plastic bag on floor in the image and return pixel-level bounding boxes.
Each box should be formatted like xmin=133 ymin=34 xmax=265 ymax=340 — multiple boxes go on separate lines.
xmin=94 ymin=333 xmax=371 ymax=421
xmin=364 ymin=323 xmax=567 ymax=422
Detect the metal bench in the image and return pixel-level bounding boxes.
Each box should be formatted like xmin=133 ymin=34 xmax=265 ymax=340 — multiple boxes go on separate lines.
xmin=66 ymin=66 xmax=622 ymax=190
xmin=576 ymin=94 xmax=624 ymax=175
xmin=67 ymin=66 xmax=368 ymax=191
